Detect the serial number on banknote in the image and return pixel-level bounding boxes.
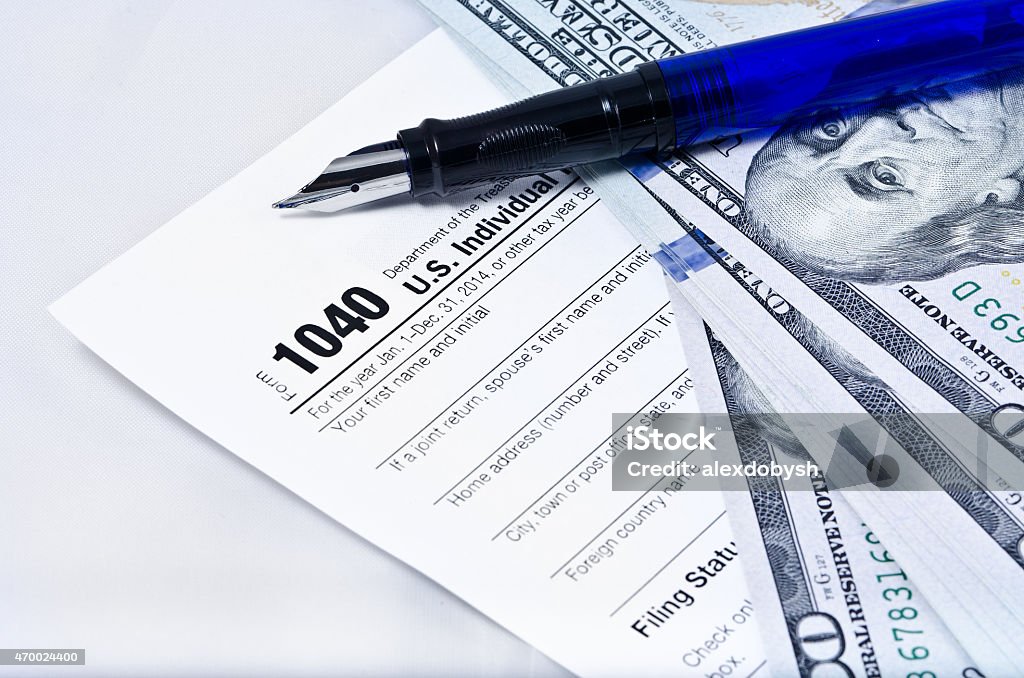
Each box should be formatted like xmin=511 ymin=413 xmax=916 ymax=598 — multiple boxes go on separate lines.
xmin=861 ymin=525 xmax=938 ymax=676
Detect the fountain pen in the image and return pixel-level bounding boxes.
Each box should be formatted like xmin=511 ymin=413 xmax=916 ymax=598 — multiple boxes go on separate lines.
xmin=273 ymin=0 xmax=1024 ymax=213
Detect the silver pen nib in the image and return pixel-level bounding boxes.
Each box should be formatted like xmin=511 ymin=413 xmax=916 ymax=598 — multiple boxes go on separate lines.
xmin=273 ymin=145 xmax=411 ymax=212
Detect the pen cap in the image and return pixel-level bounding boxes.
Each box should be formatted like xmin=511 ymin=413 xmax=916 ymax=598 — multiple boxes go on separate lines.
xmin=656 ymin=0 xmax=1024 ymax=146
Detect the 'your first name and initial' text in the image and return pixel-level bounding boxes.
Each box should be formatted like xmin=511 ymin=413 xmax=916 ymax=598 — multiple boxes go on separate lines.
xmin=257 ymin=171 xmax=590 ymax=412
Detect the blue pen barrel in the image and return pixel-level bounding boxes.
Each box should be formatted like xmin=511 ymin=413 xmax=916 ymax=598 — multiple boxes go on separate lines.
xmin=396 ymin=0 xmax=1024 ymax=200
xmin=657 ymin=0 xmax=1024 ymax=146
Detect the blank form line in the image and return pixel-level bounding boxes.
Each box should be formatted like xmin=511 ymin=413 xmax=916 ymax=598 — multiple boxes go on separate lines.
xmin=550 ymin=446 xmax=703 ymax=580
xmin=434 ymin=303 xmax=669 ymax=505
xmin=490 ymin=370 xmax=687 ymax=541
xmin=549 ymin=478 xmax=661 ymax=579
xmin=608 ymin=510 xmax=726 ymax=617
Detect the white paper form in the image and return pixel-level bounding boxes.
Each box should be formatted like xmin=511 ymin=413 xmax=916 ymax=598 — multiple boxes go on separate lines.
xmin=51 ymin=30 xmax=762 ymax=676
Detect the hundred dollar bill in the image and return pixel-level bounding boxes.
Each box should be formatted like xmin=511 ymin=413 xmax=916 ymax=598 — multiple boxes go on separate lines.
xmin=673 ymin=293 xmax=983 ymax=677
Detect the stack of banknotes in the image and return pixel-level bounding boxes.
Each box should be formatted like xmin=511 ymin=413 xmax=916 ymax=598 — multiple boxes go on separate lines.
xmin=420 ymin=0 xmax=1024 ymax=673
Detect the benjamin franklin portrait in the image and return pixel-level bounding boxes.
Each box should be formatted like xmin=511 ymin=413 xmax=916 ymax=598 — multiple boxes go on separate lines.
xmin=744 ymin=0 xmax=1024 ymax=284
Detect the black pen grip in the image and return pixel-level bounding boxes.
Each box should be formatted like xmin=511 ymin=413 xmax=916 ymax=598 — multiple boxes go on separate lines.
xmin=397 ymin=63 xmax=674 ymax=197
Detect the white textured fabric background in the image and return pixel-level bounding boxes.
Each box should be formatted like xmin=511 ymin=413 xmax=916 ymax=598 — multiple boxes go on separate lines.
xmin=0 ymin=2 xmax=568 ymax=675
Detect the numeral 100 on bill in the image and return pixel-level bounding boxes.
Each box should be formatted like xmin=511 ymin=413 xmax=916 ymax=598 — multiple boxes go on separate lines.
xmin=273 ymin=287 xmax=390 ymax=374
